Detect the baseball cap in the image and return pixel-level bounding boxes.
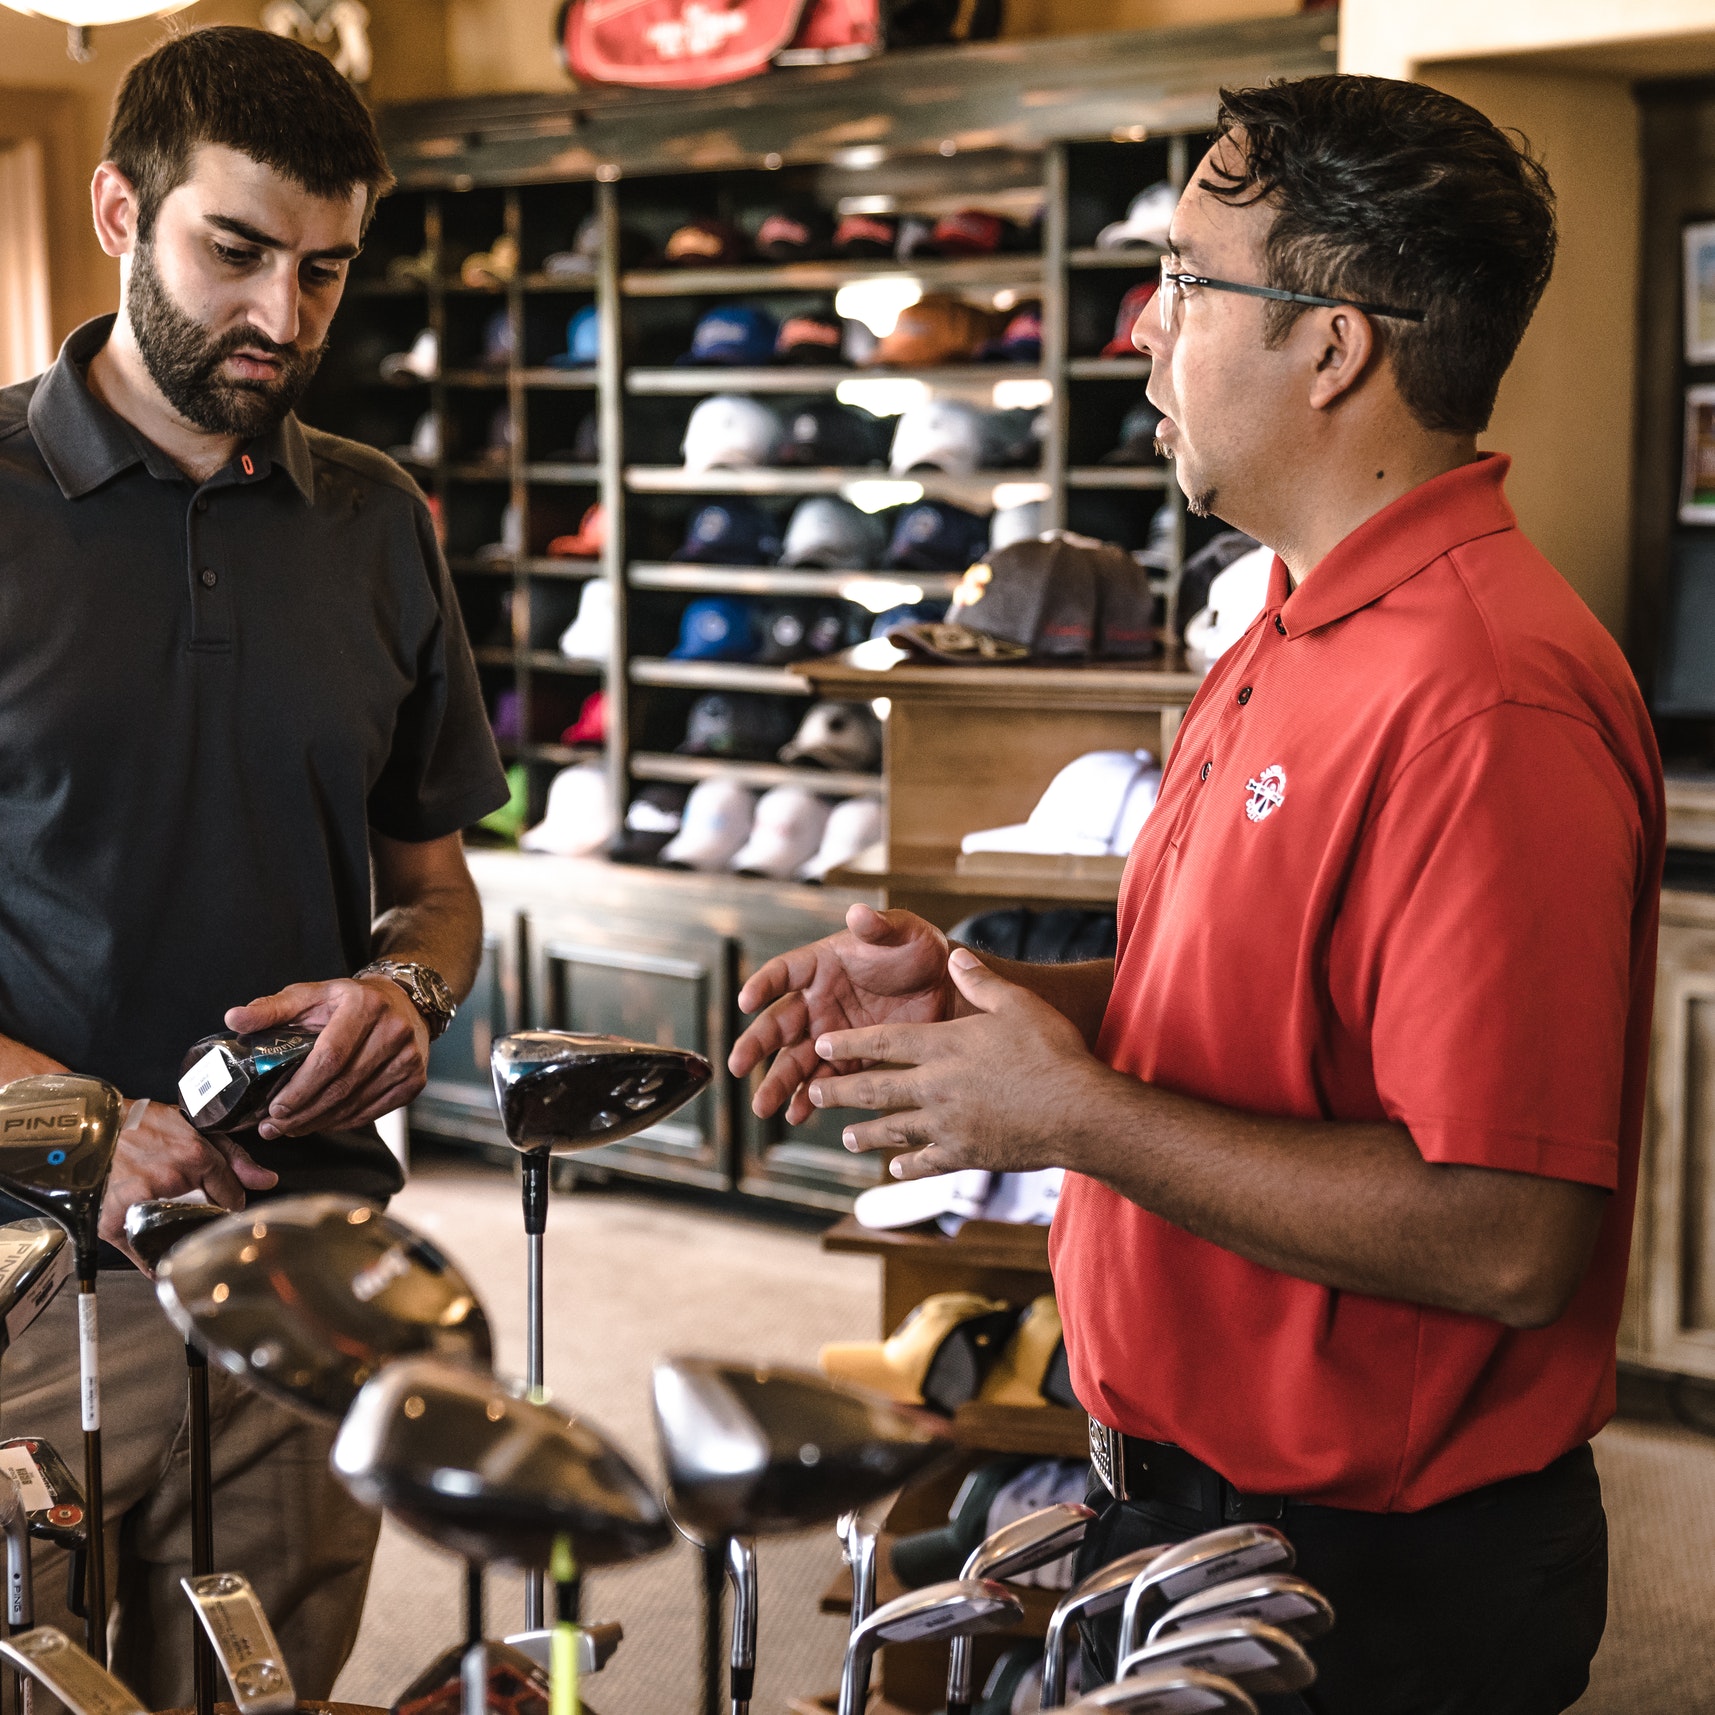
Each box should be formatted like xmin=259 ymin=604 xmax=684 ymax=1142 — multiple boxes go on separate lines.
xmin=979 ymin=305 xmax=1042 ymax=363
xmin=380 ymin=327 xmax=437 ymax=382
xmin=798 ymin=794 xmax=883 ymax=881
xmin=989 ymin=500 xmax=1045 ymax=553
xmin=549 ymin=306 xmax=601 ymax=368
xmin=1101 ymin=398 xmax=1164 ymax=465
xmin=548 ymin=502 xmax=606 ymax=559
xmin=403 ymin=410 xmax=439 ymax=465
xmin=1184 ymin=542 xmax=1273 ymax=670
xmin=561 ymin=688 xmax=607 ymax=747
xmin=477 ymin=761 xmax=527 ymax=840
xmin=890 ymin=399 xmax=986 ymax=476
xmin=893 ymin=216 xmax=937 ymax=263
xmin=459 ymin=234 xmax=518 ymax=288
xmin=779 ymin=496 xmax=886 ymax=569
xmin=774 ymin=315 xmax=844 ymax=365
xmin=489 ymin=691 xmax=522 ymax=746
xmin=729 ymin=785 xmax=831 ymax=878
xmin=820 ymin=1291 xmax=1022 ymax=1412
xmin=572 ymin=409 xmax=600 ymax=464
xmin=663 ymin=218 xmax=746 ymax=267
xmin=518 ymin=763 xmax=615 ymax=856
xmin=606 ymin=783 xmax=691 ymax=865
xmin=983 ymin=406 xmax=1045 ymax=469
xmin=476 ymin=500 xmax=523 ymax=563
xmin=868 ymin=600 xmax=947 ymax=640
xmin=671 ymin=500 xmax=782 ymax=566
xmin=832 ymin=212 xmax=898 ymax=257
xmin=669 ymin=597 xmax=760 ymax=662
xmin=872 ymin=294 xmax=990 ymax=367
xmin=752 ymin=208 xmax=833 ymax=260
xmin=776 ymin=402 xmax=882 ymax=469
xmin=481 ymin=309 xmax=514 ymax=368
xmin=778 ymin=700 xmax=882 ymax=772
xmin=888 ymin=1456 xmax=1035 ymax=1587
xmin=682 ymin=395 xmax=782 ymax=473
xmin=558 ymin=581 xmax=613 ymax=661
xmin=1101 ymin=282 xmax=1158 ymax=357
xmin=884 ymin=501 xmax=990 ymax=572
xmin=679 ymin=305 xmax=778 ymax=366
xmin=676 ymin=692 xmax=799 ymax=760
xmin=659 ymin=777 xmax=757 ymax=870
xmin=755 ymin=602 xmax=849 ymax=664
xmin=541 ymin=213 xmax=602 ymax=281
xmin=1095 ymin=181 xmax=1176 ymax=250
xmin=483 ymin=404 xmax=514 ymax=463
xmin=931 ymin=209 xmax=1006 ymax=256
xmin=959 ymin=748 xmax=1160 ymax=858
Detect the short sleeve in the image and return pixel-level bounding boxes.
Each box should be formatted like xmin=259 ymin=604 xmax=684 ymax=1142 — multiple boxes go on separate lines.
xmin=1333 ymin=701 xmax=1646 ymax=1190
xmin=366 ymin=502 xmax=510 ymax=841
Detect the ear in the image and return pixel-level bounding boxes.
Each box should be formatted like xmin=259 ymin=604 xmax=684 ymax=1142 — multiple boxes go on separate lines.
xmin=91 ymin=162 xmax=140 ymax=261
xmin=1304 ymin=304 xmax=1378 ymax=412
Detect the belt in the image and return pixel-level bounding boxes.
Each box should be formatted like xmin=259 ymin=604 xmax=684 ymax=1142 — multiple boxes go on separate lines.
xmin=1089 ymin=1419 xmax=1286 ymax=1523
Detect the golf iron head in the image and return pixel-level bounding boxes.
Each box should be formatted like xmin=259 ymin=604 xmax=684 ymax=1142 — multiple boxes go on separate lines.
xmin=1148 ymin=1574 xmax=1334 ymax=1646
xmin=332 ymin=1355 xmax=672 ymax=1571
xmin=839 ymin=1579 xmax=1022 ymax=1715
xmin=653 ymin=1357 xmax=947 ymax=1542
xmin=155 ymin=1195 xmax=493 ymax=1421
xmin=0 ymin=1626 xmax=144 ymax=1715
xmin=1117 ymin=1526 xmax=1294 ymax=1659
xmin=1118 ymin=1619 xmax=1316 ymax=1698
xmin=0 ymin=1076 xmax=123 ymax=1273
xmin=1042 ymin=1545 xmax=1171 ymax=1708
xmin=501 ymin=1622 xmax=623 ymax=1676
xmin=0 ymin=1219 xmax=71 ymax=1355
xmin=1067 ymin=1666 xmax=1258 ymax=1713
xmin=489 ymin=1031 xmax=712 ymax=1154
xmin=122 ymin=1199 xmax=227 ymax=1274
xmin=178 ymin=1030 xmax=318 ymax=1136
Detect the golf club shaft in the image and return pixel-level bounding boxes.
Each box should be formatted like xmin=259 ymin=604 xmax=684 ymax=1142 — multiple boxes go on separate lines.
xmin=76 ymin=1279 xmax=104 ymax=1666
xmin=187 ymin=1343 xmax=215 ymax=1715
xmin=522 ymin=1155 xmax=548 ymax=1634
xmin=700 ymin=1540 xmax=723 ymax=1715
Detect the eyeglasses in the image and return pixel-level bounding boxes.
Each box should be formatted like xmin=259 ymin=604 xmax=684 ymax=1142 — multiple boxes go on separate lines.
xmin=1150 ymin=256 xmax=1427 ymax=344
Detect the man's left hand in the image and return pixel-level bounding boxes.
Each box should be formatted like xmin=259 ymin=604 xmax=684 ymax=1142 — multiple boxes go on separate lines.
xmin=225 ymin=978 xmax=430 ymax=1140
xmin=808 ymin=947 xmax=1112 ymax=1179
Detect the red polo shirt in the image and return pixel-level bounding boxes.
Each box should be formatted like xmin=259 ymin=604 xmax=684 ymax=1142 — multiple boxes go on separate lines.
xmin=1050 ymin=455 xmax=1664 ymax=1511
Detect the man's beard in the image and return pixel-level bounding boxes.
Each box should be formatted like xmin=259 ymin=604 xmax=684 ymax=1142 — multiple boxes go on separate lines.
xmin=1157 ymin=434 xmax=1217 ymax=518
xmin=127 ymin=244 xmax=324 ymax=438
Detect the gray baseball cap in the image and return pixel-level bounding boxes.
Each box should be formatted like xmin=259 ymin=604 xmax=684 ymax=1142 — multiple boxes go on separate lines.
xmin=779 ymin=497 xmax=886 ymax=570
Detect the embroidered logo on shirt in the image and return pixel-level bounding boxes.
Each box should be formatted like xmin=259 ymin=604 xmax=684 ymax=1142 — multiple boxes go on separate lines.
xmin=1245 ymin=764 xmax=1287 ymax=823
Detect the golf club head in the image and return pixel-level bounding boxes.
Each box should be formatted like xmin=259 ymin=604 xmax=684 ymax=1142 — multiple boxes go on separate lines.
xmin=1119 ymin=1619 xmax=1316 ymax=1698
xmin=0 ymin=1626 xmax=144 ymax=1715
xmin=653 ymin=1357 xmax=947 ymax=1541
xmin=501 ymin=1622 xmax=624 ymax=1676
xmin=839 ymin=1579 xmax=1022 ymax=1715
xmin=0 ymin=1076 xmax=122 ymax=1272
xmin=839 ymin=1508 xmax=881 ymax=1631
xmin=727 ymin=1534 xmax=758 ymax=1688
xmin=1042 ymin=1546 xmax=1171 ymax=1709
xmin=1067 ymin=1666 xmax=1258 ymax=1713
xmin=177 ymin=1030 xmax=318 ymax=1136
xmin=489 ymin=1031 xmax=712 ymax=1154
xmin=332 ymin=1355 xmax=672 ymax=1570
xmin=963 ymin=1501 xmax=1096 ymax=1581
xmin=1117 ymin=1526 xmax=1293 ymax=1659
xmin=1148 ymin=1574 xmax=1334 ymax=1646
xmin=0 ymin=1219 xmax=71 ymax=1355
xmin=391 ymin=1639 xmax=554 ymax=1715
xmin=155 ymin=1196 xmax=493 ymax=1421
xmin=0 ymin=1473 xmax=33 ymax=1630
xmin=0 ymin=1438 xmax=87 ymax=1549
xmin=181 ymin=1572 xmax=295 ymax=1715
xmin=122 ymin=1199 xmax=228 ymax=1274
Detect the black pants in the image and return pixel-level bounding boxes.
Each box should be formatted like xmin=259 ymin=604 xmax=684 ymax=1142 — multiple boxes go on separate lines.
xmin=1073 ymin=1444 xmax=1608 ymax=1715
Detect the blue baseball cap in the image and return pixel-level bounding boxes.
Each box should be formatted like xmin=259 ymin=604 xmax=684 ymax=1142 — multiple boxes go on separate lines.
xmin=884 ymin=502 xmax=991 ymax=572
xmin=679 ymin=305 xmax=778 ymax=366
xmin=669 ymin=598 xmax=760 ymax=661
xmin=549 ymin=306 xmax=601 ymax=368
xmin=671 ymin=500 xmax=783 ymax=566
xmin=869 ymin=600 xmax=949 ymax=641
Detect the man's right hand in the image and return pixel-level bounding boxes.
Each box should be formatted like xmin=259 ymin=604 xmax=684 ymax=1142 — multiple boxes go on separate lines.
xmin=730 ymin=905 xmax=962 ymax=1123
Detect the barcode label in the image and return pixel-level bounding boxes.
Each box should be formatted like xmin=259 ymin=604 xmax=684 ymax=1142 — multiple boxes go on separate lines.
xmin=178 ymin=1047 xmax=234 ymax=1116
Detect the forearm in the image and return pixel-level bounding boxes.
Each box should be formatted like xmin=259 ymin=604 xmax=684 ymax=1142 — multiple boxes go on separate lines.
xmin=953 ymin=956 xmax=1114 ymax=1046
xmin=370 ymin=877 xmax=484 ymax=1001
xmin=0 ymin=1034 xmax=67 ymax=1084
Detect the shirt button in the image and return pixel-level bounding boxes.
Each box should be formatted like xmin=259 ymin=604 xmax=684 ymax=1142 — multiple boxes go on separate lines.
xmin=194 ymin=498 xmax=208 ymax=514
xmin=1237 ymin=686 xmax=1252 ymax=705
xmin=1199 ymin=760 xmax=1212 ymax=782
xmin=200 ymin=568 xmax=218 ymax=588
xmin=1274 ymin=614 xmax=1287 ymax=635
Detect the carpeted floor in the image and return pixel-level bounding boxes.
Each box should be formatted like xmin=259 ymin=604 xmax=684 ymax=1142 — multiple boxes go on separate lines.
xmin=331 ymin=1159 xmax=1715 ymax=1714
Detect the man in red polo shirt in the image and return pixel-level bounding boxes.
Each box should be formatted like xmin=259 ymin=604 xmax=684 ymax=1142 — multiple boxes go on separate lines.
xmin=731 ymin=75 xmax=1662 ymax=1714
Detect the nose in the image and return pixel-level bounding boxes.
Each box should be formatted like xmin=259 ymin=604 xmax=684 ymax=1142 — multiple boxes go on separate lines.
xmin=1134 ymin=291 xmax=1170 ymax=363
xmin=247 ymin=263 xmax=302 ymax=349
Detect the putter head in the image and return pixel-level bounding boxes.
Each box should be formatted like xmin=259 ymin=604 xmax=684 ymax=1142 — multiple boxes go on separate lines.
xmin=653 ymin=1357 xmax=947 ymax=1542
xmin=489 ymin=1031 xmax=712 ymax=1155
xmin=0 ymin=1439 xmax=87 ymax=1548
xmin=178 ymin=1031 xmax=318 ymax=1136
xmin=1118 ymin=1525 xmax=1293 ymax=1658
xmin=154 ymin=1195 xmax=493 ymax=1421
xmin=1068 ymin=1666 xmax=1258 ymax=1713
xmin=964 ymin=1501 xmax=1096 ymax=1580
xmin=122 ymin=1199 xmax=227 ymax=1274
xmin=0 ymin=1076 xmax=122 ymax=1271
xmin=0 ymin=1219 xmax=70 ymax=1355
xmin=1119 ymin=1619 xmax=1316 ymax=1698
xmin=0 ymin=1625 xmax=146 ymax=1715
xmin=333 ymin=1355 xmax=672 ymax=1570
xmin=1148 ymin=1574 xmax=1333 ymax=1646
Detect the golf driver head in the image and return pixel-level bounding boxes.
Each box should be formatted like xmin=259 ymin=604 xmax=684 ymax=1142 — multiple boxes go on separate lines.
xmin=0 ymin=1219 xmax=70 ymax=1354
xmin=0 ymin=1076 xmax=122 ymax=1271
xmin=1118 ymin=1526 xmax=1293 ymax=1659
xmin=1148 ymin=1574 xmax=1334 ymax=1646
xmin=1119 ymin=1619 xmax=1316 ymax=1698
xmin=1068 ymin=1667 xmax=1258 ymax=1713
xmin=177 ymin=1030 xmax=318 ymax=1136
xmin=332 ymin=1355 xmax=672 ymax=1570
xmin=653 ymin=1357 xmax=947 ymax=1541
xmin=489 ymin=1031 xmax=712 ymax=1155
xmin=840 ymin=1579 xmax=1022 ymax=1715
xmin=122 ymin=1199 xmax=228 ymax=1274
xmin=155 ymin=1195 xmax=493 ymax=1421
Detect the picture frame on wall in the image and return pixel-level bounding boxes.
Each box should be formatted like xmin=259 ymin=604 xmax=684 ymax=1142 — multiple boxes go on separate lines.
xmin=1686 ymin=221 xmax=1715 ymax=362
xmin=1681 ymin=385 xmax=1715 ymax=523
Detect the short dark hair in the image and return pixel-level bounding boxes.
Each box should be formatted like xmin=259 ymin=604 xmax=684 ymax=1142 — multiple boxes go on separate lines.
xmin=104 ymin=25 xmax=394 ymax=241
xmin=1205 ymin=75 xmax=1556 ymax=436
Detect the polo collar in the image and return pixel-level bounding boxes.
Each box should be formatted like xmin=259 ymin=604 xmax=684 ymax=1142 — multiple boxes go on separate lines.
xmin=1275 ymin=453 xmax=1517 ymax=637
xmin=27 ymin=313 xmax=315 ymax=505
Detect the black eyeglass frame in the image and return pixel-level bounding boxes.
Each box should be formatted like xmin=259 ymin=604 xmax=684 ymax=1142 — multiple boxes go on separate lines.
xmin=1158 ymin=263 xmax=1427 ymax=326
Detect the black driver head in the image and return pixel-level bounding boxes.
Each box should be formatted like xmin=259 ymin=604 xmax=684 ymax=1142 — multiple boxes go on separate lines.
xmin=177 ymin=1031 xmax=319 ymax=1136
xmin=154 ymin=1195 xmax=493 ymax=1421
xmin=0 ymin=1076 xmax=123 ymax=1274
xmin=122 ymin=1200 xmax=229 ymax=1273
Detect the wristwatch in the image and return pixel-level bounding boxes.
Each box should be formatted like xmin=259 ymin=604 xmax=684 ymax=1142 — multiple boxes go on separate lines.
xmin=356 ymin=960 xmax=457 ymax=1041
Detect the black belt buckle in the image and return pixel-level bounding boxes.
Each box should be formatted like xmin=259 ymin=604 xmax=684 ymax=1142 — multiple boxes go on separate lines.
xmin=1089 ymin=1418 xmax=1127 ymax=1501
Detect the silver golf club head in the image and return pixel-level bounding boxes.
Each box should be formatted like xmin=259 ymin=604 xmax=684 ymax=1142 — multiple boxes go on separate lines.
xmin=726 ymin=1535 xmax=757 ymax=1715
xmin=181 ymin=1572 xmax=295 ymax=1715
xmin=0 ymin=1219 xmax=70 ymax=1356
xmin=332 ymin=1355 xmax=672 ymax=1570
xmin=946 ymin=1502 xmax=1096 ymax=1715
xmin=0 ymin=1076 xmax=122 ymax=1274
xmin=838 ymin=1508 xmax=881 ymax=1632
xmin=1067 ymin=1666 xmax=1258 ymax=1713
xmin=652 ymin=1357 xmax=947 ymax=1542
xmin=1148 ymin=1574 xmax=1334 ymax=1647
xmin=1119 ymin=1619 xmax=1316 ymax=1698
xmin=501 ymin=1622 xmax=623 ymax=1676
xmin=0 ymin=1627 xmax=144 ymax=1715
xmin=155 ymin=1195 xmax=493 ymax=1421
xmin=1117 ymin=1526 xmax=1294 ymax=1660
xmin=1042 ymin=1545 xmax=1171 ymax=1708
xmin=838 ymin=1579 xmax=1022 ymax=1715
xmin=1 ymin=1474 xmax=34 ymax=1715
xmin=177 ymin=1031 xmax=318 ymax=1136
xmin=122 ymin=1199 xmax=227 ymax=1273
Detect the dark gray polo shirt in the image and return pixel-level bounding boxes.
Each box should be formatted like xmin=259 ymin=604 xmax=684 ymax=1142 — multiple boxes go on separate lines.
xmin=0 ymin=316 xmax=508 ymax=1212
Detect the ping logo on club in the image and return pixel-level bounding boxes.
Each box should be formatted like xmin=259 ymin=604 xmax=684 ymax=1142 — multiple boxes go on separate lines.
xmin=351 ymin=1244 xmax=412 ymax=1303
xmin=0 ymin=1104 xmax=82 ymax=1139
xmin=1244 ymin=764 xmax=1287 ymax=824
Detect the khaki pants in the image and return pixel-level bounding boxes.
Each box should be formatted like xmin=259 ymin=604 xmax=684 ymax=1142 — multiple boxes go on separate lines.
xmin=0 ymin=1270 xmax=381 ymax=1710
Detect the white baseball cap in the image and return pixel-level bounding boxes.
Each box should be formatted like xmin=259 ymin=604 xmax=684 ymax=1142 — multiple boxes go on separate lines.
xmin=959 ymin=749 xmax=1160 ymax=858
xmin=1184 ymin=542 xmax=1274 ymax=670
xmin=730 ymin=785 xmax=830 ymax=879
xmin=682 ymin=395 xmax=784 ymax=475
xmin=889 ymin=399 xmax=985 ymax=477
xmin=380 ymin=327 xmax=438 ymax=382
xmin=659 ymin=778 xmax=757 ymax=870
xmin=1095 ymin=182 xmax=1177 ymax=251
xmin=558 ymin=580 xmax=614 ymax=662
xmin=518 ymin=764 xmax=615 ymax=856
xmin=797 ymin=795 xmax=884 ymax=881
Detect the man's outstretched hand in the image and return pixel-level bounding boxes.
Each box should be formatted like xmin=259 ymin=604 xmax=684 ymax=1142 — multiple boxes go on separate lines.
xmin=729 ymin=904 xmax=963 ymax=1124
